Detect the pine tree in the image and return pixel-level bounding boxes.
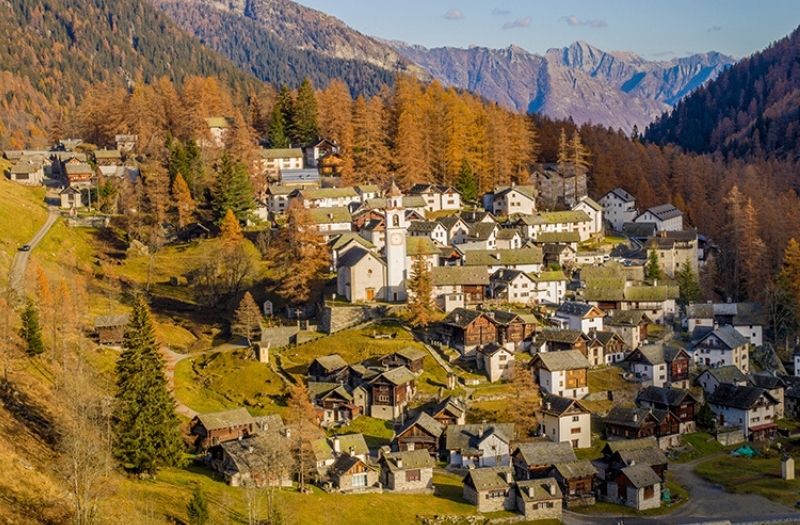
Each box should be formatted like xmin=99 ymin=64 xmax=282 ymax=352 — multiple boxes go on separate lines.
xmin=646 ymin=249 xmax=662 ymax=281
xmin=291 ymin=78 xmax=319 ymax=145
xmin=232 ymin=291 xmax=262 ymax=343
xmin=406 ymin=254 xmax=435 ymax=327
xmin=19 ymin=299 xmax=44 ymax=356
xmin=172 ymin=173 xmax=195 ymax=228
xmin=676 ymin=262 xmax=701 ymax=308
xmin=211 ymin=153 xmax=254 ymax=224
xmin=113 ymin=296 xmax=183 ymax=475
xmin=186 ymin=486 xmax=209 ymax=525
xmin=219 ymin=208 xmax=243 ymax=244
xmin=454 ymin=159 xmax=479 ymax=203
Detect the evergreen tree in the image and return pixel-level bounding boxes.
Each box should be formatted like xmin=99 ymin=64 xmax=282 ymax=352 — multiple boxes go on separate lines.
xmin=186 ymin=486 xmax=209 ymax=525
xmin=113 ymin=296 xmax=183 ymax=475
xmin=645 ymin=249 xmax=662 ymax=281
xmin=19 ymin=298 xmax=44 ymax=356
xmin=232 ymin=291 xmax=263 ymax=343
xmin=219 ymin=208 xmax=244 ymax=244
xmin=211 ymin=153 xmax=254 ymax=224
xmin=268 ymin=97 xmax=290 ymax=148
xmin=406 ymin=254 xmax=435 ymax=327
xmin=291 ymin=78 xmax=319 ymax=145
xmin=676 ymin=262 xmax=701 ymax=308
xmin=695 ymin=403 xmax=716 ymax=431
xmin=454 ymin=159 xmax=478 ymax=203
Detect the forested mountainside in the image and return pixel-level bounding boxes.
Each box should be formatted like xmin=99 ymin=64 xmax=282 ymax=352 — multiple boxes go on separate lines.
xmin=646 ymin=25 xmax=800 ymax=160
xmin=156 ymin=1 xmax=397 ymax=96
xmin=0 ymin=0 xmax=263 ymax=149
xmin=393 ymin=40 xmax=734 ymax=132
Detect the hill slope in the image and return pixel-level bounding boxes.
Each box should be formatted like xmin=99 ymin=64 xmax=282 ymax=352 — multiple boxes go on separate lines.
xmin=393 ymin=40 xmax=733 ymax=132
xmin=157 ymin=0 xmax=401 ymax=95
xmin=646 ymin=25 xmax=800 ymax=160
xmin=0 ymin=0 xmax=262 ymax=148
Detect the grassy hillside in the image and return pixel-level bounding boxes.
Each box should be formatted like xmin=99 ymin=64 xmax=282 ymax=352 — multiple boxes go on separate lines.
xmin=0 ymin=172 xmax=47 ymax=287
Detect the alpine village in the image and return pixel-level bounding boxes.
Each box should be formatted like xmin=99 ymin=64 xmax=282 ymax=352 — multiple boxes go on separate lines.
xmin=2 ymin=1 xmax=800 ymax=524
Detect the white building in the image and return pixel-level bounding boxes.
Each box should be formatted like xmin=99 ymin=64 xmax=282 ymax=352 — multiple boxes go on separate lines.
xmin=486 ymin=185 xmax=537 ymax=217
xmin=686 ymin=302 xmax=765 ymax=347
xmin=634 ymin=204 xmax=683 ymax=232
xmin=445 ymin=423 xmax=514 ymax=468
xmin=530 ymin=271 xmax=569 ymax=305
xmin=266 ymin=185 xmax=294 ymax=214
xmin=540 ymin=394 xmax=592 ymax=449
xmin=385 ymin=182 xmax=408 ymax=302
xmin=696 ymin=366 xmax=749 ymax=395
xmin=515 ymin=211 xmax=593 ymax=243
xmin=599 ymin=188 xmax=637 ymax=231
xmin=707 ymin=383 xmax=778 ymax=440
xmin=461 ymin=248 xmax=544 ymax=275
xmin=259 ymin=148 xmax=303 ymax=179
xmin=407 ymin=184 xmax=462 ymax=212
xmin=489 ymin=269 xmax=536 ymax=305
xmin=336 ymin=247 xmax=386 ymax=302
xmin=692 ymin=325 xmax=750 ymax=373
xmin=437 ymin=216 xmax=471 ymax=245
xmin=554 ymin=302 xmax=605 ymax=333
xmin=407 ymin=221 xmax=448 ymax=246
xmin=290 ymin=187 xmax=361 ymax=209
xmin=624 ymin=346 xmax=668 ymax=388
xmin=530 ymin=350 xmax=590 ymax=400
xmin=572 ymin=197 xmax=604 ymax=237
xmin=476 ymin=343 xmax=514 ymax=382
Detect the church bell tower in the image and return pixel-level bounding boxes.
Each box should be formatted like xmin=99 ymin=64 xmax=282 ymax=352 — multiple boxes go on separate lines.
xmin=384 ymin=180 xmax=407 ymax=302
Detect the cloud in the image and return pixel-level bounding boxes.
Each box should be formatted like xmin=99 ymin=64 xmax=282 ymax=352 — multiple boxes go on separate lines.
xmin=442 ymin=8 xmax=464 ymax=20
xmin=492 ymin=7 xmax=511 ymax=16
xmin=561 ymin=15 xmax=607 ymax=29
xmin=708 ymin=25 xmax=722 ymax=32
xmin=502 ymin=16 xmax=532 ymax=29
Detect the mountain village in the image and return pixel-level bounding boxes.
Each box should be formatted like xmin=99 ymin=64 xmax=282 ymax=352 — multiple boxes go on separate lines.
xmin=4 ymin=119 xmax=800 ymax=524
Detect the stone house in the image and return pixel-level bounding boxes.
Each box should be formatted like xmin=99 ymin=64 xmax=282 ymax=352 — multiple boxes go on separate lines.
xmin=529 ymin=350 xmax=590 ymax=399
xmin=572 ymin=196 xmax=604 ymax=237
xmin=207 ymin=430 xmax=292 ymax=488
xmin=427 ymin=396 xmax=467 ymax=427
xmin=696 ymin=365 xmax=749 ymax=394
xmin=460 ymin=247 xmax=545 ymax=275
xmin=462 ymin=467 xmax=516 ymax=513
xmin=692 ymin=325 xmax=750 ymax=373
xmin=514 ymin=478 xmax=563 ymax=521
xmin=407 ymin=184 xmax=461 ymax=212
xmin=687 ymin=302 xmax=766 ymax=347
xmin=486 ymin=184 xmax=537 ymax=216
xmin=336 ymin=246 xmax=386 ymax=302
xmin=489 ymin=268 xmax=537 ymax=305
xmin=606 ymin=464 xmax=662 ymax=511
xmin=549 ymin=460 xmax=597 ymax=508
xmin=259 ymin=148 xmax=303 ymax=180
xmin=634 ymin=203 xmax=683 ymax=232
xmin=540 ymin=394 xmax=592 ymax=449
xmin=377 ymin=347 xmax=426 ymax=373
xmin=624 ymin=345 xmax=669 ymax=387
xmin=445 ymin=423 xmax=514 ymax=468
xmin=430 ymin=266 xmax=489 ymax=312
xmin=408 ymin=220 xmax=449 ymax=246
xmin=706 ymin=383 xmax=779 ymax=441
xmin=533 ymin=329 xmax=589 ymax=355
xmin=93 ymin=314 xmax=129 ymax=345
xmin=749 ymin=373 xmax=786 ymax=419
xmin=646 ymin=229 xmax=699 ymax=278
xmin=437 ymin=215 xmax=471 ymax=244
xmin=605 ymin=310 xmax=651 ymax=349
xmin=530 ymin=270 xmax=569 ymax=305
xmin=329 ymin=455 xmax=379 ymax=492
xmin=59 ymin=186 xmax=83 ymax=209
xmin=589 ymin=330 xmax=628 ymax=366
xmin=379 ymin=449 xmax=435 ymax=492
xmin=307 ymin=354 xmax=349 ymax=382
xmin=364 ymin=367 xmax=417 ymax=421
xmin=511 ymin=441 xmax=578 ymax=481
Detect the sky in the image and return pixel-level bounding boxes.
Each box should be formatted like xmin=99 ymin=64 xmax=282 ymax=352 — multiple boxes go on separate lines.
xmin=296 ymin=0 xmax=800 ymax=59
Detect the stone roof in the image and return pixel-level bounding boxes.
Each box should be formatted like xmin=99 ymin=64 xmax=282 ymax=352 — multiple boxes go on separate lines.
xmin=93 ymin=149 xmax=122 ymax=160
xmin=515 ymin=478 xmax=563 ymax=502
xmin=534 ymin=232 xmax=581 ymax=244
xmin=621 ymin=464 xmax=662 ymax=488
xmin=557 ymin=301 xmax=599 ymax=318
xmin=445 ymin=423 xmax=514 ymax=451
xmin=748 ymin=372 xmax=785 ymax=390
xmin=535 ymin=328 xmax=586 ymax=344
xmin=336 ymin=246 xmax=383 ymax=269
xmin=641 ymin=203 xmax=682 ymax=221
xmin=552 ymin=460 xmax=597 ymax=479
xmin=329 ymin=233 xmax=375 ymax=252
xmin=531 ymin=270 xmax=568 ymax=282
xmin=378 ymin=366 xmax=416 ymax=386
xmin=623 ymin=222 xmax=657 ymax=239
xmin=535 ymin=210 xmax=591 ymax=224
xmin=461 ymin=247 xmax=544 ymax=267
xmin=604 ymin=406 xmax=659 ymax=429
xmin=219 ymin=433 xmax=290 ymax=476
xmin=431 ymin=266 xmax=489 ymax=286
xmin=459 ymin=210 xmax=495 ymax=224
xmin=407 ymin=221 xmax=441 ymax=234
xmin=513 ymin=441 xmax=577 ymax=466
xmin=94 ymin=314 xmax=129 ymax=329
xmin=441 ymin=308 xmax=484 ymax=328
xmin=329 ymin=454 xmax=372 ymax=478
xmin=311 ymin=354 xmax=348 ymax=373
xmin=468 ymin=222 xmax=498 ymax=241
xmin=604 ymin=187 xmax=635 ymax=203
xmin=205 ymin=116 xmax=232 ymax=128
xmin=65 ymin=162 xmax=93 ymax=175
xmin=394 ymin=347 xmax=427 ymax=362
xmin=407 ymin=237 xmax=441 ymax=256
xmin=541 ymin=393 xmax=590 ymax=416
xmin=707 ymin=383 xmax=777 ymax=410
xmin=532 ymin=349 xmax=590 ymax=371
xmin=490 ymin=268 xmax=529 ymax=284
xmin=627 ymin=345 xmax=666 ymax=366
xmin=195 ymin=407 xmax=255 ymax=431
xmin=398 ymin=411 xmax=444 ymax=439
xmin=616 ymin=447 xmax=669 ymax=468
xmin=463 ymin=467 xmax=513 ymax=492
xmin=699 ymin=365 xmax=748 ymax=385
xmin=429 ymin=396 xmax=466 ymax=420
xmin=496 ymin=228 xmax=522 ymax=240
xmin=577 ymin=196 xmax=603 ymax=211
xmin=494 ymin=184 xmax=537 ymax=201
xmin=603 ymin=437 xmax=659 ymax=455
xmin=636 ymin=386 xmax=696 ymax=408
xmin=308 ymin=207 xmax=351 ymax=224
xmin=382 ymin=449 xmax=435 ymax=472
xmin=695 ymin=325 xmax=749 ymax=350
xmin=260 ymin=147 xmax=303 ymax=159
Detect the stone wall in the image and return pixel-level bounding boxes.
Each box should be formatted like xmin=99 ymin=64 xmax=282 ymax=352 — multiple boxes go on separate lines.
xmin=318 ymin=304 xmax=384 ymax=334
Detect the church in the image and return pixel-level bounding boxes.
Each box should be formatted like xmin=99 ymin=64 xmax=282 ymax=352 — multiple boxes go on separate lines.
xmin=336 ymin=181 xmax=410 ymax=303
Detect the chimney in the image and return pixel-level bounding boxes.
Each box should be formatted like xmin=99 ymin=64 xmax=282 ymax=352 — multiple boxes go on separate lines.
xmin=629 ymin=459 xmax=636 ymax=466
xmin=502 ymin=471 xmax=513 ymax=483
xmin=333 ymin=436 xmax=341 ymax=454
xmin=545 ymin=401 xmax=552 ymax=411
xmin=527 ymin=485 xmax=535 ymax=498
xmin=396 ymin=457 xmax=404 ymax=469
xmin=348 ymin=446 xmax=355 ymax=457
xmin=548 ymin=483 xmax=557 ymax=497
xmin=633 ymin=412 xmax=639 ymax=423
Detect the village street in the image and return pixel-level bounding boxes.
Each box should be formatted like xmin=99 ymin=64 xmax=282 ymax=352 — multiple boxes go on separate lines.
xmin=565 ymin=455 xmax=800 ymax=525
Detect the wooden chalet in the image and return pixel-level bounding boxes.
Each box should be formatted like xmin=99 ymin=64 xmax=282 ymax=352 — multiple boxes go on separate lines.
xmin=394 ymin=411 xmax=444 ymax=455
xmin=438 ymin=308 xmax=497 ymax=350
xmin=534 ymin=328 xmax=589 ymax=354
xmin=93 ymin=314 xmax=129 ymax=345
xmin=603 ymin=406 xmax=681 ymax=448
xmin=598 ymin=438 xmax=668 ymax=481
xmin=308 ymin=354 xmax=349 ymax=382
xmin=366 ymin=366 xmax=416 ymax=420
xmin=511 ymin=441 xmax=577 ymax=480
xmin=378 ymin=347 xmax=426 ymax=373
xmin=550 ymin=460 xmax=597 ymax=508
xmin=191 ymin=407 xmax=257 ymax=450
xmin=636 ymin=385 xmax=697 ymax=432
xmin=309 ymin=382 xmax=361 ymax=424
xmin=329 ymin=454 xmax=379 ymax=492
xmin=427 ymin=396 xmax=467 ymax=427
xmin=664 ymin=346 xmax=692 ymax=387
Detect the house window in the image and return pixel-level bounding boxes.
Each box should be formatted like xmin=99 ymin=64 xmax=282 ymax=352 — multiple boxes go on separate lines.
xmin=352 ymin=473 xmax=368 ymax=488
xmin=571 ymin=427 xmax=581 ymax=434
xmin=405 ymin=469 xmax=421 ymax=482
xmin=486 ymin=489 xmax=506 ymax=499
xmin=643 ymin=486 xmax=655 ymax=499
xmin=572 ymin=416 xmax=580 ymax=422
xmin=499 ymin=354 xmax=507 ymax=361
xmin=367 ymin=269 xmax=373 ymax=277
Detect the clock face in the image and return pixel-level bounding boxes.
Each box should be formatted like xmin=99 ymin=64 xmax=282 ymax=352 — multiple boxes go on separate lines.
xmin=390 ymin=232 xmax=404 ymax=246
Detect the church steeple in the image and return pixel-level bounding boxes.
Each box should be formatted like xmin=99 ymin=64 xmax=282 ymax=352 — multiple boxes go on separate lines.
xmin=384 ymin=179 xmax=407 ymax=302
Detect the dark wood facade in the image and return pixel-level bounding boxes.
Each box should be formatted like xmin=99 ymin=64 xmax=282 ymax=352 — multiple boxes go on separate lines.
xmin=395 ymin=424 xmax=440 ymax=454
xmin=605 ymin=411 xmax=680 ymax=441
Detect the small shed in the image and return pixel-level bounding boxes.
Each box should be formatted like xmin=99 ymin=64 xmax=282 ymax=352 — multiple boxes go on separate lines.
xmin=94 ymin=314 xmax=129 ymax=345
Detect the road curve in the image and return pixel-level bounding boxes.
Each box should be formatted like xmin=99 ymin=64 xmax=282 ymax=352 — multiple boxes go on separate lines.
xmin=8 ymin=208 xmax=59 ymax=299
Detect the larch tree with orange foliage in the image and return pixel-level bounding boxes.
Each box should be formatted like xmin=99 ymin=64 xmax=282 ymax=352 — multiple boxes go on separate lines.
xmin=171 ymin=173 xmax=195 ymax=229
xmin=285 ymin=381 xmax=321 ymax=493
xmin=273 ymin=202 xmax=329 ymax=307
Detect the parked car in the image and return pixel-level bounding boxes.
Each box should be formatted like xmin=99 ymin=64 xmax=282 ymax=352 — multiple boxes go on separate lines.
xmin=19 ymin=244 xmax=31 ymax=252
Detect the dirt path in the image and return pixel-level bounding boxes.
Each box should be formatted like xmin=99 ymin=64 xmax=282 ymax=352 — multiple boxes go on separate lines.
xmin=8 ymin=208 xmax=59 ymax=299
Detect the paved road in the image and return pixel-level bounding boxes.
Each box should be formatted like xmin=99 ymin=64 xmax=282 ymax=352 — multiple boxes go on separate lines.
xmin=8 ymin=208 xmax=59 ymax=299
xmin=565 ymin=455 xmax=800 ymax=525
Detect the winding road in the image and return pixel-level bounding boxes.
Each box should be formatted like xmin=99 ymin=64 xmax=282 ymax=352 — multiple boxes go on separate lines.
xmin=564 ymin=454 xmax=800 ymax=525
xmin=8 ymin=207 xmax=59 ymax=298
